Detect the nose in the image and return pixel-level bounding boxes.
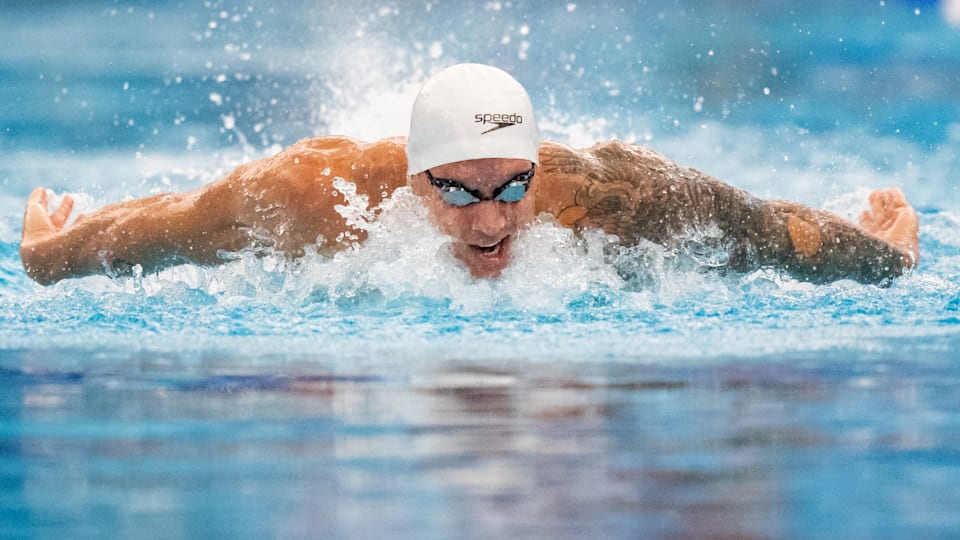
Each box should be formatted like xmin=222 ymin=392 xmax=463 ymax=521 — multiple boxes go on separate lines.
xmin=471 ymin=201 xmax=507 ymax=237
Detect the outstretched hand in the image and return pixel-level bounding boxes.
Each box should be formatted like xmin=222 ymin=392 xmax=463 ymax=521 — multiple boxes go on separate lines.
xmin=21 ymin=187 xmax=75 ymax=248
xmin=858 ymin=188 xmax=919 ymax=268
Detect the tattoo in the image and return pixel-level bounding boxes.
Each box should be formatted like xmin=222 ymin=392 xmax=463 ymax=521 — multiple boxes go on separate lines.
xmin=540 ymin=140 xmax=745 ymax=249
xmin=538 ymin=141 xmax=907 ymax=284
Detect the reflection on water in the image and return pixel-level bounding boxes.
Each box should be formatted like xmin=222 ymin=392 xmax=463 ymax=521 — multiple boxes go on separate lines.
xmin=3 ymin=349 xmax=959 ymax=539
xmin=2 ymin=1 xmax=960 ymax=537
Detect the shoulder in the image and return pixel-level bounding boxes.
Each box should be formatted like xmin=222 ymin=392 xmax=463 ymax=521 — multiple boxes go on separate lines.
xmin=275 ymin=135 xmax=405 ymax=165
xmin=242 ymin=135 xmax=407 ymax=183
xmin=534 ymin=140 xmax=652 ymax=222
xmin=536 ymin=138 xmax=680 ymax=189
xmin=534 ymin=139 xmax=685 ymax=229
xmin=289 ymin=135 xmax=406 ymax=154
xmin=538 ymin=139 xmax=675 ymax=174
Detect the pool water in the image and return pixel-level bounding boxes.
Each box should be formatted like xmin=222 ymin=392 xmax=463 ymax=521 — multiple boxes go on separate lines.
xmin=2 ymin=1 xmax=960 ymax=538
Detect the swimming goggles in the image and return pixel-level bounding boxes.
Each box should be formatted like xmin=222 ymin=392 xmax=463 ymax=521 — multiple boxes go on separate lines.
xmin=425 ymin=164 xmax=535 ymax=207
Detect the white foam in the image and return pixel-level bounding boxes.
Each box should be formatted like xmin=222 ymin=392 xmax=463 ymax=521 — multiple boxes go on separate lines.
xmin=288 ymin=187 xmax=633 ymax=314
xmin=305 ymin=33 xmax=427 ymax=141
xmin=821 ymin=187 xmax=873 ymax=224
xmin=0 ymin=218 xmax=14 ymax=244
xmin=538 ymin=110 xmax=616 ymax=149
xmin=73 ymin=184 xmax=657 ymax=315
xmin=320 ymin=78 xmax=422 ymax=141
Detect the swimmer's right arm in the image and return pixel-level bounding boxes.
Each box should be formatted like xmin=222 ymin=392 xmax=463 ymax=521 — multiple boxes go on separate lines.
xmin=20 ymin=178 xmax=254 ymax=285
xmin=20 ymin=136 xmax=409 ymax=284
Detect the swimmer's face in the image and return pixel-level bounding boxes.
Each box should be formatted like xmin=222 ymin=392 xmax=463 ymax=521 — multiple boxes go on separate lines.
xmin=410 ymin=158 xmax=538 ymax=278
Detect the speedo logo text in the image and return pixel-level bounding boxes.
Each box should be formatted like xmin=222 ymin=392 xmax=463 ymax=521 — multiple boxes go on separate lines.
xmin=474 ymin=113 xmax=523 ymax=134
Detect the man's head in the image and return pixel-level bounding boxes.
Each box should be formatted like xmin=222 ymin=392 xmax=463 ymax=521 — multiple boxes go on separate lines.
xmin=406 ymin=63 xmax=540 ymax=278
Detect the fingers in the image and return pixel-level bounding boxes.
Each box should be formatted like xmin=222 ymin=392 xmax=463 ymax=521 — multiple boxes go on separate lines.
xmin=27 ymin=186 xmax=48 ymax=209
xmin=896 ymin=203 xmax=920 ymax=267
xmin=862 ymin=188 xmax=906 ymax=230
xmin=868 ymin=188 xmax=906 ymax=213
xmin=23 ymin=188 xmax=54 ymax=242
xmin=890 ymin=216 xmax=919 ymax=269
xmin=22 ymin=188 xmax=76 ymax=244
xmin=50 ymin=195 xmax=75 ymax=229
xmin=864 ymin=187 xmax=920 ymax=269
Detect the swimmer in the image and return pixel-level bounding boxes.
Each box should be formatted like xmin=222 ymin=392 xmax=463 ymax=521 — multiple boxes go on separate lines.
xmin=20 ymin=63 xmax=919 ymax=285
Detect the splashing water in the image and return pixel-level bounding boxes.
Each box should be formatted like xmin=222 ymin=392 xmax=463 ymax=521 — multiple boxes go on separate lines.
xmin=4 ymin=178 xmax=955 ymax=363
xmin=2 ymin=2 xmax=960 ymax=539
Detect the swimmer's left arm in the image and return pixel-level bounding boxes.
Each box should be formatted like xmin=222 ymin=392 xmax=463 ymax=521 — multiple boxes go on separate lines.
xmin=537 ymin=140 xmax=918 ymax=284
xmin=744 ymin=191 xmax=918 ymax=283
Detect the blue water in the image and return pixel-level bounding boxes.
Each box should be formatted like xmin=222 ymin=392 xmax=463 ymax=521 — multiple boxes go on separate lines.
xmin=2 ymin=1 xmax=960 ymax=538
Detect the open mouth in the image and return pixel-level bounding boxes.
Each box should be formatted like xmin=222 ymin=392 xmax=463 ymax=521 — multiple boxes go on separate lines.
xmin=455 ymin=236 xmax=513 ymax=278
xmin=471 ymin=237 xmax=508 ymax=258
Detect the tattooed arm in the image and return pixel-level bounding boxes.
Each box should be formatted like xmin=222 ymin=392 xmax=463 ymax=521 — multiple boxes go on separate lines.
xmin=535 ymin=140 xmax=918 ymax=284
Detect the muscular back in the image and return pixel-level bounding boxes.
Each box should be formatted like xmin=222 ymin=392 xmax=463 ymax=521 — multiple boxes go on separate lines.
xmin=224 ymin=136 xmax=409 ymax=256
xmin=246 ymin=137 xmax=909 ymax=283
xmin=262 ymin=137 xmax=736 ymax=256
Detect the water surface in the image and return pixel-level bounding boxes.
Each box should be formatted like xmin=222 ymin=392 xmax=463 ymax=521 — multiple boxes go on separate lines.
xmin=1 ymin=1 xmax=959 ymax=538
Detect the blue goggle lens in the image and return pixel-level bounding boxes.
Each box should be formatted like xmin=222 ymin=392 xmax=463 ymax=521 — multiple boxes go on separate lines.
xmin=441 ymin=189 xmax=481 ymax=207
xmin=426 ymin=166 xmax=534 ymax=207
xmin=494 ymin=182 xmax=528 ymax=203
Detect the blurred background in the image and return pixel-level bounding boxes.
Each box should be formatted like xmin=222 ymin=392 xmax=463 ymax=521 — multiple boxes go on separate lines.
xmin=1 ymin=0 xmax=958 ymax=213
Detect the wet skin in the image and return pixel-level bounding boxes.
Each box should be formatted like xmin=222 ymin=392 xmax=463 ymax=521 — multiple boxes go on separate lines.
xmin=20 ymin=136 xmax=918 ymax=285
xmin=409 ymin=158 xmax=538 ymax=278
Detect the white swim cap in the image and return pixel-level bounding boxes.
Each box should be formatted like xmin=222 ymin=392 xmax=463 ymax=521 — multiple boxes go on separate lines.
xmin=406 ymin=63 xmax=540 ymax=175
